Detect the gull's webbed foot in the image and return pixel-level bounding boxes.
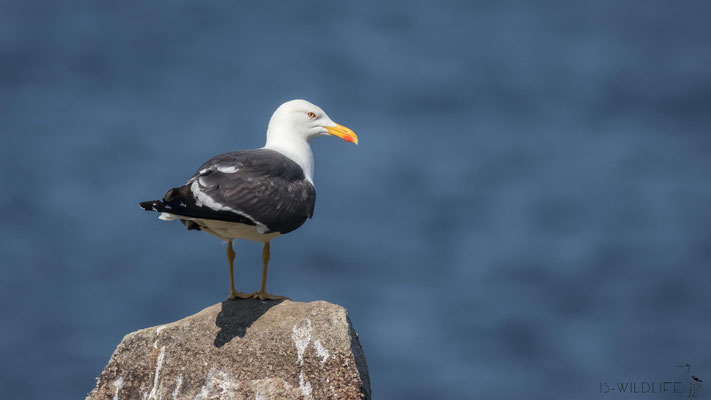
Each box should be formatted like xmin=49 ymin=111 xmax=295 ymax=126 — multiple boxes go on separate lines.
xmin=227 ymin=290 xmax=255 ymax=300
xmin=252 ymin=291 xmax=290 ymax=301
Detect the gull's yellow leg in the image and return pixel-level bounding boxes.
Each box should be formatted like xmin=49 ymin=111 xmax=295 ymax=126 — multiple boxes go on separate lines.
xmin=254 ymin=241 xmax=289 ymax=301
xmin=226 ymin=240 xmax=252 ymax=300
xmin=258 ymin=241 xmax=269 ymax=294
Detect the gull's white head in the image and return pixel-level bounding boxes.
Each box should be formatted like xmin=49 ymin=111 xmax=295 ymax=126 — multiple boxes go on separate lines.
xmin=265 ymin=99 xmax=358 ymax=145
xmin=263 ymin=99 xmax=357 ymax=183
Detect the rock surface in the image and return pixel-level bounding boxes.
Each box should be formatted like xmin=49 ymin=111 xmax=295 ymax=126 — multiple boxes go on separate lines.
xmin=87 ymin=300 xmax=370 ymax=400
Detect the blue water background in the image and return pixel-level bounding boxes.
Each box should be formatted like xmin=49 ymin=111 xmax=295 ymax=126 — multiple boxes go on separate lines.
xmin=1 ymin=1 xmax=710 ymax=398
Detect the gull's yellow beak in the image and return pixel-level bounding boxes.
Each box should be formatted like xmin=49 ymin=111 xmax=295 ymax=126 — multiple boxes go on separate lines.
xmin=325 ymin=123 xmax=358 ymax=145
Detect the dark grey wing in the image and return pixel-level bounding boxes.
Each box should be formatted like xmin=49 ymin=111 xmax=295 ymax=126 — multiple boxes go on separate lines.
xmin=160 ymin=149 xmax=316 ymax=234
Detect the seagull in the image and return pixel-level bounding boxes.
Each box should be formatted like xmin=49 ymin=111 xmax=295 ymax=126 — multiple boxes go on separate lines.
xmin=139 ymin=100 xmax=358 ymax=300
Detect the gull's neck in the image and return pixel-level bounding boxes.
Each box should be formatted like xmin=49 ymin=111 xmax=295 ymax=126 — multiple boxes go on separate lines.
xmin=264 ymin=133 xmax=315 ymax=184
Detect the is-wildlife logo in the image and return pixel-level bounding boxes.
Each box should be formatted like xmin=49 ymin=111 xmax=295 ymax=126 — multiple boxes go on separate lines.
xmin=599 ymin=363 xmax=703 ymax=397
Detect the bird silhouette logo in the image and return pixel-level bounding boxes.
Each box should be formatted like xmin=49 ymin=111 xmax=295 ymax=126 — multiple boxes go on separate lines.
xmin=678 ymin=363 xmax=703 ymax=398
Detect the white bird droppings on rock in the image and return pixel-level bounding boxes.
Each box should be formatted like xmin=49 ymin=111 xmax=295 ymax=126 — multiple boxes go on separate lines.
xmin=313 ymin=339 xmax=330 ymax=364
xmin=291 ymin=319 xmax=312 ymax=366
xmin=171 ymin=375 xmax=182 ymax=399
xmin=153 ymin=325 xmax=166 ymax=349
xmin=112 ymin=377 xmax=123 ymax=400
xmin=194 ymin=368 xmax=241 ymax=400
xmin=147 ymin=346 xmax=165 ymax=400
xmin=298 ymin=371 xmax=313 ymax=400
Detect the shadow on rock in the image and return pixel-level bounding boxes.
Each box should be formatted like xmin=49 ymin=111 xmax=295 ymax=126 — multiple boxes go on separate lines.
xmin=214 ymin=299 xmax=284 ymax=347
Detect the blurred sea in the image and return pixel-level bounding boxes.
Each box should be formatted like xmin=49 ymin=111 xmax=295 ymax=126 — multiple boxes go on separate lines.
xmin=1 ymin=1 xmax=710 ymax=399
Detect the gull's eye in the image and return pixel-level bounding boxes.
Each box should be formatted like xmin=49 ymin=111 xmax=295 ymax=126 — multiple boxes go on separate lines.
xmin=307 ymin=111 xmax=317 ymax=119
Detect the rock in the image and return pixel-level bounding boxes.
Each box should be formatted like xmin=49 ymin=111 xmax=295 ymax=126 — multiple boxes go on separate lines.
xmin=87 ymin=300 xmax=370 ymax=400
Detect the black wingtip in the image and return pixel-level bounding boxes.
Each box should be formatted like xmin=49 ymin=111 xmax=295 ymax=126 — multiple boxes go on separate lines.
xmin=139 ymin=200 xmax=163 ymax=212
